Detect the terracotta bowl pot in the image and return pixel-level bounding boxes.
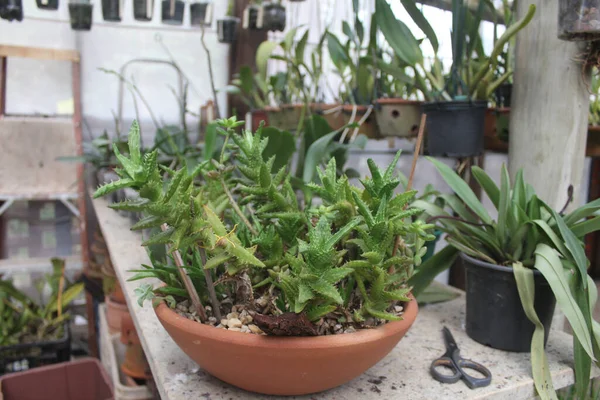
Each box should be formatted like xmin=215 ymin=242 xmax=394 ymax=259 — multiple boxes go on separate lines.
xmin=154 ymin=296 xmax=418 ymax=395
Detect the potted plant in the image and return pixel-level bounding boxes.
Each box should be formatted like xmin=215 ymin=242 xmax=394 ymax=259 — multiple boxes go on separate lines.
xmin=410 ymin=159 xmax=600 ymax=399
xmin=217 ymin=0 xmax=240 ymax=44
xmin=93 ymin=117 xmax=432 ymax=395
xmin=134 ymin=0 xmax=153 ymax=21
xmin=559 ymin=0 xmax=600 ymax=41
xmin=0 ymin=0 xmax=22 ymax=21
xmin=161 ymin=0 xmax=184 ymax=25
xmin=102 ymin=0 xmax=122 ymax=21
xmin=376 ymin=0 xmax=535 ymax=156
xmin=36 ymin=0 xmax=59 ymax=10
xmin=68 ymin=0 xmax=93 ymax=31
xmin=260 ymin=1 xmax=285 ymax=32
xmin=190 ymin=0 xmax=212 ymax=27
xmin=0 ymin=258 xmax=84 ymax=374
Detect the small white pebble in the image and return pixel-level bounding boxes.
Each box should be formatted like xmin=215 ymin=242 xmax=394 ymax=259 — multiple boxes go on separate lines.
xmin=256 ymin=297 xmax=268 ymax=307
xmin=227 ymin=312 xmax=239 ymax=320
xmin=240 ymin=325 xmax=251 ymax=333
xmin=228 ymin=318 xmax=242 ymax=328
xmin=216 ymin=324 xmax=225 ymax=329
xmin=344 ymin=327 xmax=356 ymax=334
xmin=334 ymin=324 xmax=342 ymax=331
xmin=228 ymin=327 xmax=242 ymax=332
xmin=208 ymin=317 xmax=217 ymax=324
xmin=205 ymin=306 xmax=212 ymax=312
xmin=394 ymin=305 xmax=404 ymax=313
xmin=248 ymin=324 xmax=263 ymax=334
xmin=220 ymin=319 xmax=229 ymax=327
xmin=240 ymin=310 xmax=248 ymax=317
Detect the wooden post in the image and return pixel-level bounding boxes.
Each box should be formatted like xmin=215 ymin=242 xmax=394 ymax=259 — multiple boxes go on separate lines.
xmin=508 ymin=0 xmax=590 ymax=210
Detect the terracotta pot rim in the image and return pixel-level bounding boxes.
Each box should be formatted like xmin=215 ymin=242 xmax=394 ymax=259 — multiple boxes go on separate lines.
xmin=262 ymin=104 xmax=306 ymax=112
xmin=154 ymin=295 xmax=418 ymax=349
xmin=375 ymin=98 xmax=423 ymax=106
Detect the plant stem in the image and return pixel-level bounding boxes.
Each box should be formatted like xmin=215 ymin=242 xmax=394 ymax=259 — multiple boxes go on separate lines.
xmin=201 ymin=25 xmax=221 ymax=119
xmin=161 ymin=224 xmax=207 ymax=320
xmin=219 ymin=177 xmax=258 ymax=236
xmin=199 ymin=248 xmax=222 ymax=321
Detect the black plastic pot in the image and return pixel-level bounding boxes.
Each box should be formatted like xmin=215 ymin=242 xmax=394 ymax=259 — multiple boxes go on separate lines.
xmin=102 ymin=0 xmax=121 ymax=21
xmin=462 ymin=253 xmax=556 ymax=352
xmin=68 ymin=2 xmax=93 ymax=31
xmin=217 ymin=17 xmax=240 ymax=44
xmin=0 ymin=324 xmax=71 ymax=375
xmin=494 ymin=84 xmax=512 ymax=108
xmin=262 ymin=2 xmax=286 ymax=32
xmin=244 ymin=4 xmax=260 ymax=29
xmin=0 ymin=0 xmax=23 ymax=22
xmin=161 ymin=0 xmax=184 ymax=25
xmin=36 ymin=0 xmax=59 ymax=10
xmin=423 ymin=100 xmax=486 ymax=157
xmin=190 ymin=2 xmax=211 ymax=26
xmin=133 ymin=0 xmax=153 ymax=21
xmin=559 ymin=0 xmax=600 ymax=41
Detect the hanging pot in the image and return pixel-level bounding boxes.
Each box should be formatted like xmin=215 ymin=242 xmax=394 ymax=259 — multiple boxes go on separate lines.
xmin=0 ymin=0 xmax=23 ymax=22
xmin=461 ymin=253 xmax=556 ymax=352
xmin=190 ymin=1 xmax=212 ymax=26
xmin=262 ymin=104 xmax=305 ymax=132
xmin=133 ymin=0 xmax=154 ymax=21
xmin=217 ymin=16 xmax=240 ymax=44
xmin=161 ymin=0 xmax=184 ymax=25
xmin=422 ymin=100 xmax=487 ymax=157
xmin=243 ymin=4 xmax=260 ymax=30
xmin=374 ymin=98 xmax=422 ymax=138
xmin=36 ymin=0 xmax=59 ymax=10
xmin=68 ymin=1 xmax=93 ymax=31
xmin=559 ymin=0 xmax=600 ymax=41
xmin=102 ymin=0 xmax=121 ymax=21
xmin=261 ymin=2 xmax=286 ymax=32
xmin=320 ymin=104 xmax=381 ymax=139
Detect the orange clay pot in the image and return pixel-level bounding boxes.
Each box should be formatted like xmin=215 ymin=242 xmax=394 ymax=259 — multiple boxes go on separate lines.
xmin=154 ymin=296 xmax=418 ymax=395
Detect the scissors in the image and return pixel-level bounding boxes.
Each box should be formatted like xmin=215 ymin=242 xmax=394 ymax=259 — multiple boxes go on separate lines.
xmin=430 ymin=327 xmax=492 ymax=389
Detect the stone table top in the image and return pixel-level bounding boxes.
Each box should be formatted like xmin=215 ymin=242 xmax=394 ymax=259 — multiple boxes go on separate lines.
xmin=91 ymin=195 xmax=597 ymax=400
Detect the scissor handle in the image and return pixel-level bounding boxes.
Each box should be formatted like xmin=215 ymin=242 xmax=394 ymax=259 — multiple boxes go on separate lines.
xmin=430 ymin=357 xmax=461 ymax=384
xmin=430 ymin=357 xmax=492 ymax=389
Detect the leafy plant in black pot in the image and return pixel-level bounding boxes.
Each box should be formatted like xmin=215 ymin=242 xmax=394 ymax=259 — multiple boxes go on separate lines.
xmin=134 ymin=0 xmax=153 ymax=21
xmin=410 ymin=159 xmax=600 ymax=399
xmin=68 ymin=0 xmax=93 ymax=31
xmin=162 ymin=0 xmax=184 ymax=25
xmin=190 ymin=1 xmax=212 ymax=27
xmin=36 ymin=0 xmax=59 ymax=10
xmin=261 ymin=1 xmax=285 ymax=32
xmin=218 ymin=0 xmax=240 ymax=44
xmin=102 ymin=0 xmax=122 ymax=21
xmin=0 ymin=0 xmax=23 ymax=22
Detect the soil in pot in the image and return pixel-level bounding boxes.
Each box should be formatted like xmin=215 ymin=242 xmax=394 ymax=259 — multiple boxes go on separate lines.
xmin=461 ymin=253 xmax=556 ymax=352
xmin=0 ymin=0 xmax=23 ymax=22
xmin=262 ymin=2 xmax=286 ymax=32
xmin=375 ymin=98 xmax=422 ymax=138
xmin=68 ymin=2 xmax=93 ymax=31
xmin=133 ymin=0 xmax=153 ymax=21
xmin=102 ymin=0 xmax=121 ymax=21
xmin=190 ymin=1 xmax=212 ymax=26
xmin=154 ymin=296 xmax=418 ymax=395
xmin=423 ymin=100 xmax=487 ymax=157
xmin=559 ymin=0 xmax=600 ymax=41
xmin=217 ymin=17 xmax=240 ymax=44
xmin=161 ymin=0 xmax=184 ymax=25
xmin=36 ymin=0 xmax=59 ymax=10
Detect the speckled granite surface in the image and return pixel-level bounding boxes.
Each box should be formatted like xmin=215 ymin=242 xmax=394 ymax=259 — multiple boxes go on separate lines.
xmin=92 ymin=195 xmax=598 ymax=400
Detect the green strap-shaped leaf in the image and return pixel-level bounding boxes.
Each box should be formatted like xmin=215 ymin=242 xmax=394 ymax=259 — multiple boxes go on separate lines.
xmin=512 ymin=262 xmax=558 ymax=400
xmin=564 ymin=197 xmax=600 ymax=225
xmin=375 ymin=0 xmax=422 ymax=66
xmin=496 ymin=164 xmax=510 ymax=248
xmin=427 ymin=157 xmax=492 ymax=224
xmin=570 ymin=215 xmax=600 ymax=239
xmin=549 ymin=209 xmax=588 ymax=290
xmin=408 ymin=245 xmax=459 ymax=296
xmin=256 ymin=40 xmax=279 ymax=81
xmin=400 ymin=0 xmax=439 ymax=53
xmin=534 ymin=244 xmax=594 ymax=359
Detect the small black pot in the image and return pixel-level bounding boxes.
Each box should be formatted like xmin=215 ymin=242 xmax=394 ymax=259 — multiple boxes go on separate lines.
xmin=190 ymin=2 xmax=211 ymax=26
xmin=217 ymin=17 xmax=240 ymax=44
xmin=102 ymin=0 xmax=121 ymax=21
xmin=161 ymin=0 xmax=184 ymax=25
xmin=462 ymin=253 xmax=556 ymax=352
xmin=262 ymin=2 xmax=286 ymax=32
xmin=36 ymin=0 xmax=59 ymax=10
xmin=423 ymin=100 xmax=486 ymax=157
xmin=244 ymin=4 xmax=260 ymax=30
xmin=133 ymin=0 xmax=153 ymax=21
xmin=0 ymin=0 xmax=23 ymax=22
xmin=494 ymin=83 xmax=512 ymax=108
xmin=68 ymin=3 xmax=93 ymax=31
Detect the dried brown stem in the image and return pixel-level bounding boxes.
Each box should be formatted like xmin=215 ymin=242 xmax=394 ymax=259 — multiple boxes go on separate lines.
xmin=161 ymin=224 xmax=207 ymax=321
xmin=199 ymin=248 xmax=222 ymax=321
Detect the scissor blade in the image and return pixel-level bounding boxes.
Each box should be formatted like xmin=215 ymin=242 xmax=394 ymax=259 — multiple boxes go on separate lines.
xmin=442 ymin=326 xmax=459 ymax=352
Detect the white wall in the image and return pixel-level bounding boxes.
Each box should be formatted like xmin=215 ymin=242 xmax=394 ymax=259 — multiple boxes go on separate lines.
xmin=0 ymin=0 xmax=230 ymax=141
